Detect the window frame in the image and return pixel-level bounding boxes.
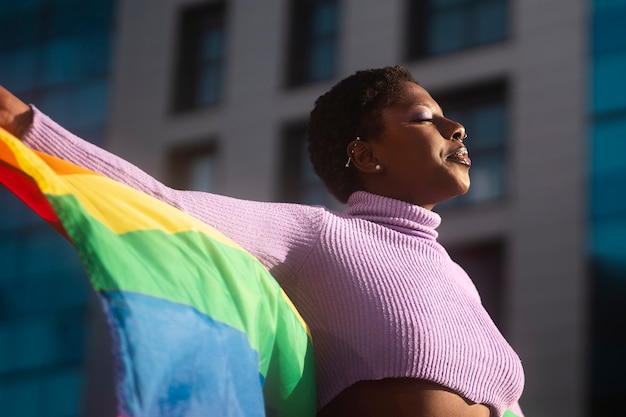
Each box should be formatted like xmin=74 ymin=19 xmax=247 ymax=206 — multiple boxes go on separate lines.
xmin=285 ymin=0 xmax=340 ymax=88
xmin=446 ymin=239 xmax=507 ymax=331
xmin=278 ymin=120 xmax=335 ymax=205
xmin=434 ymin=79 xmax=509 ymax=208
xmin=172 ymin=1 xmax=227 ymax=112
xmin=406 ymin=0 xmax=510 ymax=60
xmin=167 ymin=139 xmax=219 ymax=192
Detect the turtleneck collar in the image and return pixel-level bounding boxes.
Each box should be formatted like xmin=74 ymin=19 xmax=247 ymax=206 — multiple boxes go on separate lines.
xmin=346 ymin=191 xmax=441 ymax=240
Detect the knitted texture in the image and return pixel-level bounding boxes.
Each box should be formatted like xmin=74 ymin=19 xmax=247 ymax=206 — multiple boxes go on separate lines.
xmin=24 ymin=108 xmax=525 ymax=417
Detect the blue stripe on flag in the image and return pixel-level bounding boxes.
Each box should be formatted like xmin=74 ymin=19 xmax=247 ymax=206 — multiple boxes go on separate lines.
xmin=100 ymin=291 xmax=265 ymax=417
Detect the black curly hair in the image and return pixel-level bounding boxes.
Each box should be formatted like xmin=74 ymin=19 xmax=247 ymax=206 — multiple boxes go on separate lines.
xmin=307 ymin=65 xmax=418 ymax=203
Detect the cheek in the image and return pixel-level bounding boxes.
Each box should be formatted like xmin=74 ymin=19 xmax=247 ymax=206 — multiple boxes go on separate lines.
xmin=382 ymin=139 xmax=441 ymax=175
xmin=421 ymin=148 xmax=445 ymax=170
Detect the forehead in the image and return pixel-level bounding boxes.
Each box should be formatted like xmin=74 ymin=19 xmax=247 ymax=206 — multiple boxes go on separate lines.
xmin=382 ymin=82 xmax=443 ymax=116
xmin=396 ymin=82 xmax=441 ymax=111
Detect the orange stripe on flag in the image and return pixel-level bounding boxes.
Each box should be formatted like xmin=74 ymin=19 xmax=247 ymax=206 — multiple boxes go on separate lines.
xmin=35 ymin=149 xmax=97 ymax=176
xmin=0 ymin=132 xmax=20 ymax=169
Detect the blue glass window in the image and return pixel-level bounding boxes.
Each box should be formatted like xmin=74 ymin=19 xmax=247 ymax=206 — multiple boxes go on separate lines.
xmin=0 ymin=0 xmax=41 ymax=17
xmin=0 ymin=378 xmax=40 ymax=417
xmin=197 ymin=27 xmax=225 ymax=106
xmin=592 ymin=2 xmax=626 ymax=55
xmin=0 ymin=47 xmax=39 ymax=94
xmin=167 ymin=140 xmax=219 ymax=192
xmin=43 ymin=38 xmax=84 ymax=86
xmin=590 ymin=0 xmax=626 ymax=413
xmin=408 ymin=0 xmax=509 ymax=59
xmin=42 ymin=369 xmax=83 ymax=416
xmin=436 ymin=81 xmax=508 ymax=208
xmin=0 ymin=234 xmax=19 ymax=281
xmin=173 ymin=2 xmax=227 ymax=111
xmin=447 ymin=240 xmax=506 ymax=330
xmin=593 ymin=53 xmax=626 ymax=114
xmin=0 ymin=367 xmax=82 ymax=417
xmin=0 ymin=2 xmax=115 ymax=416
xmin=591 ymin=117 xmax=626 ymax=177
xmin=187 ymin=152 xmax=216 ymax=192
xmin=308 ymin=1 xmax=339 ymax=81
xmin=279 ymin=121 xmax=335 ymax=205
xmin=0 ymin=10 xmax=39 ymax=50
xmin=287 ymin=0 xmax=340 ymax=87
xmin=0 ymin=190 xmax=27 ymax=230
xmin=590 ymin=116 xmax=626 ymax=226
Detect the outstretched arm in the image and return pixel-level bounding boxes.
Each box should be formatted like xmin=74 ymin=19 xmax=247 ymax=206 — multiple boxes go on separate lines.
xmin=0 ymin=86 xmax=323 ymax=274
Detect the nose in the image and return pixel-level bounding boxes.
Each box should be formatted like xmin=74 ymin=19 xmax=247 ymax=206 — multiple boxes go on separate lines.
xmin=446 ymin=118 xmax=466 ymax=142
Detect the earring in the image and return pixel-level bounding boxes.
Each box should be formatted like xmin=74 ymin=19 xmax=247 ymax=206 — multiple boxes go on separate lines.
xmin=375 ymin=164 xmax=382 ymax=171
xmin=344 ymin=137 xmax=361 ymax=168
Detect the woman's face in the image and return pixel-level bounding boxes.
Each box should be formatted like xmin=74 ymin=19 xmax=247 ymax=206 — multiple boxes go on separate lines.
xmin=365 ymin=82 xmax=471 ymax=209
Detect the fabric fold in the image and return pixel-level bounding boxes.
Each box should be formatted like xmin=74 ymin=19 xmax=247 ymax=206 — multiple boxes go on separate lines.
xmin=0 ymin=127 xmax=316 ymax=417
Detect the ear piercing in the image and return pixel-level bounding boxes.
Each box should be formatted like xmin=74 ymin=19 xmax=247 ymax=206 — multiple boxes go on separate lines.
xmin=344 ymin=155 xmax=353 ymax=168
xmin=344 ymin=137 xmax=383 ymax=172
xmin=344 ymin=137 xmax=361 ymax=168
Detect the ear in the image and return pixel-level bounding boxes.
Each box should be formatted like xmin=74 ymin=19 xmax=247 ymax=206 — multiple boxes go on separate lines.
xmin=348 ymin=139 xmax=383 ymax=173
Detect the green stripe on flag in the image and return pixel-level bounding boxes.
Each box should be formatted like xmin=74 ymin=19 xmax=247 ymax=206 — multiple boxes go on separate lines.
xmin=48 ymin=192 xmax=316 ymax=412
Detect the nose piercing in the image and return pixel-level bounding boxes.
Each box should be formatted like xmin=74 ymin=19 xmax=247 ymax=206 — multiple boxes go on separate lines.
xmin=452 ymin=132 xmax=467 ymax=142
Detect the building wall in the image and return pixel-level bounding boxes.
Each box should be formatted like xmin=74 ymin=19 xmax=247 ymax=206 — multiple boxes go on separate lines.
xmin=509 ymin=1 xmax=588 ymax=415
xmin=105 ymin=0 xmax=588 ymax=416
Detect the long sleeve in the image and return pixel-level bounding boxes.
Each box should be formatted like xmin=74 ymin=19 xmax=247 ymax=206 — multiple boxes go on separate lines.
xmin=21 ymin=107 xmax=324 ymax=272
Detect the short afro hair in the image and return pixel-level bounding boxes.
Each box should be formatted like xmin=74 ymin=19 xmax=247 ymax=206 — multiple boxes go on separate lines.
xmin=307 ymin=65 xmax=418 ymax=203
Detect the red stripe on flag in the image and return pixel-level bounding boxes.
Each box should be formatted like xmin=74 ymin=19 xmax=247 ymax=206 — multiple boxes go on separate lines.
xmin=0 ymin=154 xmax=68 ymax=239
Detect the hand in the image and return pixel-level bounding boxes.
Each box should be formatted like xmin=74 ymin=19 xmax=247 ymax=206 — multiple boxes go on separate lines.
xmin=0 ymin=86 xmax=33 ymax=139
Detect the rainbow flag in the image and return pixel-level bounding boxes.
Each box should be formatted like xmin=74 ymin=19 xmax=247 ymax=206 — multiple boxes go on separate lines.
xmin=0 ymin=128 xmax=316 ymax=417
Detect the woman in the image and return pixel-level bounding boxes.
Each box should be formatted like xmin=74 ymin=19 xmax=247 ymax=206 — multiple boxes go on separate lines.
xmin=0 ymin=66 xmax=524 ymax=417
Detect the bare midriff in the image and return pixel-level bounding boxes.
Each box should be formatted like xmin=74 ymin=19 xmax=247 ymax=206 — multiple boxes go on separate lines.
xmin=318 ymin=378 xmax=491 ymax=417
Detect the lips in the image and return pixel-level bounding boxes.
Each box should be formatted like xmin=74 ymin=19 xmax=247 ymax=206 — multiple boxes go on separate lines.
xmin=446 ymin=147 xmax=471 ymax=167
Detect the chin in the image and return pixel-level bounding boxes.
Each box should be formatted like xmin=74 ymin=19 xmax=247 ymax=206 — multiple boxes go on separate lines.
xmin=445 ymin=170 xmax=470 ymax=197
xmin=454 ymin=179 xmax=470 ymax=196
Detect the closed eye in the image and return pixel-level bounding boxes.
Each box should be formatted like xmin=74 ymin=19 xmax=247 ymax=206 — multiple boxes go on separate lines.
xmin=409 ymin=110 xmax=434 ymax=124
xmin=407 ymin=105 xmax=435 ymax=124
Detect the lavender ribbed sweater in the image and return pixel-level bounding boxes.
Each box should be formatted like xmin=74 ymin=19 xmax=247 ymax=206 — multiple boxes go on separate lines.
xmin=24 ymin=108 xmax=524 ymax=417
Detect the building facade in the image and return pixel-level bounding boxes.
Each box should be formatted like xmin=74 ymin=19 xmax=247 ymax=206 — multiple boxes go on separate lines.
xmin=4 ymin=0 xmax=625 ymax=416
xmin=105 ymin=1 xmax=589 ymax=416
xmin=0 ymin=1 xmax=117 ymax=417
